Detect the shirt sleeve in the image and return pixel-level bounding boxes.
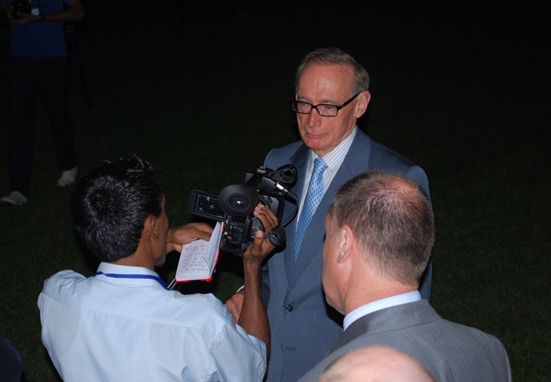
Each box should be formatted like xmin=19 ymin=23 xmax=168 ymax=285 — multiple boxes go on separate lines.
xmin=208 ymin=312 xmax=267 ymax=382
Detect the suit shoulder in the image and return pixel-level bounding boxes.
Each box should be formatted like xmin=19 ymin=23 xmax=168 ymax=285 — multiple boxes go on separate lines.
xmin=365 ymin=139 xmax=429 ymax=195
xmin=369 ymin=140 xmax=417 ymax=166
xmin=265 ymin=141 xmax=304 ymax=167
xmin=442 ymin=318 xmax=508 ymax=350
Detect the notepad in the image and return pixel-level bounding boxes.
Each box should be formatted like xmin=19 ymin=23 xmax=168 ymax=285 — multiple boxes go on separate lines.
xmin=175 ymin=221 xmax=224 ymax=282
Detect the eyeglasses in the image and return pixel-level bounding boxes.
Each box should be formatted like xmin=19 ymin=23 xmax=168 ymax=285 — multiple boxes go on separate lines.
xmin=290 ymin=92 xmax=361 ymax=117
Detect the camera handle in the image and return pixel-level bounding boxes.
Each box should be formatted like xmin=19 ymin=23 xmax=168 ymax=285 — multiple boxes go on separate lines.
xmin=266 ymin=165 xmax=299 ymax=228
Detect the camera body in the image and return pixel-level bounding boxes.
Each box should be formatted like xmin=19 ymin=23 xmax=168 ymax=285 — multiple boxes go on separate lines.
xmin=10 ymin=0 xmax=32 ymax=19
xmin=188 ymin=165 xmax=297 ymax=255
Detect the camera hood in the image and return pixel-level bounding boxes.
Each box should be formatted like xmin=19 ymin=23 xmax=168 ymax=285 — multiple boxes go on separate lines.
xmin=218 ymin=185 xmax=259 ymax=217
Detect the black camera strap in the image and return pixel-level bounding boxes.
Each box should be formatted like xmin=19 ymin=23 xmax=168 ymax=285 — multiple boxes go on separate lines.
xmin=264 ymin=225 xmax=286 ymax=249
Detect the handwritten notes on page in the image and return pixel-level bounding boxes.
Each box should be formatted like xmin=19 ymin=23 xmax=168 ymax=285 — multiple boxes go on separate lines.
xmin=176 ymin=221 xmax=224 ymax=282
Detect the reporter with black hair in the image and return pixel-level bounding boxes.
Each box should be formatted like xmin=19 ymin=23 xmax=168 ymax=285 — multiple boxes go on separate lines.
xmin=38 ymin=156 xmax=274 ymax=381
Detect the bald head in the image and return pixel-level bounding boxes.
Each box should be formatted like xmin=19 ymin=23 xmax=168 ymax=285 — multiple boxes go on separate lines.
xmin=319 ymin=346 xmax=435 ymax=382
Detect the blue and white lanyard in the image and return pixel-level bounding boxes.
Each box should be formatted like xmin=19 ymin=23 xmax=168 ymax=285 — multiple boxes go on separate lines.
xmin=94 ymin=271 xmax=168 ymax=290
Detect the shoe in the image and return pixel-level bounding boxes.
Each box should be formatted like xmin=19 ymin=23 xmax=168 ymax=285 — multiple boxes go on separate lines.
xmin=57 ymin=166 xmax=78 ymax=187
xmin=0 ymin=191 xmax=28 ymax=205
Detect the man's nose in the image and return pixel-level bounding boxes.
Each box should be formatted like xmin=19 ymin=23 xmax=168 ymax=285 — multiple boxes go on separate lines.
xmin=307 ymin=107 xmax=323 ymax=127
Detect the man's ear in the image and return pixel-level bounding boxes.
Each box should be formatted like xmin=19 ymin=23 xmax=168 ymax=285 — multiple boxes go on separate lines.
xmin=144 ymin=215 xmax=160 ymax=242
xmin=336 ymin=225 xmax=355 ymax=264
xmin=354 ymin=91 xmax=371 ymax=118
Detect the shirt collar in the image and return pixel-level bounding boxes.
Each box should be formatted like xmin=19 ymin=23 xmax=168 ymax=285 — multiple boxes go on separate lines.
xmin=97 ymin=262 xmax=158 ymax=275
xmin=95 ymin=262 xmax=167 ymax=289
xmin=343 ymin=291 xmax=422 ymax=330
xmin=308 ymin=126 xmax=357 ymax=170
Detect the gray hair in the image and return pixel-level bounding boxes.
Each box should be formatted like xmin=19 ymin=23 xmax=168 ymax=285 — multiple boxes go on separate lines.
xmin=295 ymin=47 xmax=370 ymax=95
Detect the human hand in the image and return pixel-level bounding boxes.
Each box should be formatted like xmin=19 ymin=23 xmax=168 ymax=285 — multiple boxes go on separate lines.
xmin=241 ymin=204 xmax=278 ymax=264
xmin=167 ymin=222 xmax=213 ymax=253
xmin=225 ymin=290 xmax=244 ymax=324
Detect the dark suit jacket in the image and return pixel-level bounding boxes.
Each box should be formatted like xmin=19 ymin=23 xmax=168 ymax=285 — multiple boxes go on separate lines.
xmin=262 ymin=128 xmax=431 ymax=382
xmin=298 ymin=300 xmax=512 ymax=382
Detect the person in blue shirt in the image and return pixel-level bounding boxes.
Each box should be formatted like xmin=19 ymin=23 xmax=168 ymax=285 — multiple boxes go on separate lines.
xmin=0 ymin=0 xmax=83 ymax=206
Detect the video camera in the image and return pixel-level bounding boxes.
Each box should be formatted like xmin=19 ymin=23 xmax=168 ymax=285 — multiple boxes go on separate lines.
xmin=188 ymin=165 xmax=298 ymax=255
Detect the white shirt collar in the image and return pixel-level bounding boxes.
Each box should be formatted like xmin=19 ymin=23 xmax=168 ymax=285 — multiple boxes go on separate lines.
xmin=95 ymin=262 xmax=167 ymax=289
xmin=97 ymin=262 xmax=158 ymax=275
xmin=343 ymin=291 xmax=422 ymax=330
xmin=308 ymin=126 xmax=357 ymax=171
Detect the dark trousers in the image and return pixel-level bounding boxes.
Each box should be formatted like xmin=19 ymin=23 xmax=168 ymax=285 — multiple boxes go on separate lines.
xmin=7 ymin=55 xmax=77 ymax=197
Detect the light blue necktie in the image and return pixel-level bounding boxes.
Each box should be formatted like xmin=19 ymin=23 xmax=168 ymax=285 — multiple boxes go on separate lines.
xmin=295 ymin=158 xmax=328 ymax=260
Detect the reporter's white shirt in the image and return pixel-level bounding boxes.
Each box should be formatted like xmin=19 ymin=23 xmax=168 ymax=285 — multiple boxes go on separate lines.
xmin=38 ymin=262 xmax=266 ymax=382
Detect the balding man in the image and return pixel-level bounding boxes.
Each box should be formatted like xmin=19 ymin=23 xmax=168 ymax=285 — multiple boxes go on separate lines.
xmin=319 ymin=345 xmax=435 ymax=382
xmin=299 ymin=170 xmax=511 ymax=382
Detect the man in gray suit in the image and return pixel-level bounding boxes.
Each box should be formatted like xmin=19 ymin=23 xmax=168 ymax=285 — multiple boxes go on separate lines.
xmin=227 ymin=47 xmax=432 ymax=381
xmin=299 ymin=171 xmax=511 ymax=382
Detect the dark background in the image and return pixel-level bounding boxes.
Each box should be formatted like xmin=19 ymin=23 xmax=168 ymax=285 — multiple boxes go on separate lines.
xmin=0 ymin=1 xmax=549 ymax=380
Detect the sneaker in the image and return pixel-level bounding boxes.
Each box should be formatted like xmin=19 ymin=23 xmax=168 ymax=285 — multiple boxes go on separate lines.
xmin=0 ymin=191 xmax=28 ymax=205
xmin=57 ymin=166 xmax=78 ymax=187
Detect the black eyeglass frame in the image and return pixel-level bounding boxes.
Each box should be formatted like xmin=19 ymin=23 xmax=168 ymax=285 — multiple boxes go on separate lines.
xmin=290 ymin=92 xmax=361 ymax=117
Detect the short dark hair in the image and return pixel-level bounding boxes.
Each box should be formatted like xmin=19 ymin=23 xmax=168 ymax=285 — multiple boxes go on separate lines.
xmin=295 ymin=47 xmax=370 ymax=95
xmin=328 ymin=170 xmax=434 ymax=284
xmin=71 ymin=155 xmax=163 ymax=262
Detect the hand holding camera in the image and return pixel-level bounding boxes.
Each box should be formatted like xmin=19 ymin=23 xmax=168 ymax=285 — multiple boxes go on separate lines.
xmin=241 ymin=204 xmax=279 ymax=264
xmin=188 ymin=164 xmax=298 ymax=256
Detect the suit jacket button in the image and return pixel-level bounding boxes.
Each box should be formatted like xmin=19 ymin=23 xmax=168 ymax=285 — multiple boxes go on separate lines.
xmin=285 ymin=304 xmax=294 ymax=312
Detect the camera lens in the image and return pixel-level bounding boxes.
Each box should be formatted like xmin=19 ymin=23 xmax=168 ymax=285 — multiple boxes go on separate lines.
xmin=230 ymin=196 xmax=249 ymax=210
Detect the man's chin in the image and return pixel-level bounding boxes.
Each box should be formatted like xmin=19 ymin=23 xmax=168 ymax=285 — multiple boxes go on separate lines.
xmin=302 ymin=138 xmax=327 ymax=155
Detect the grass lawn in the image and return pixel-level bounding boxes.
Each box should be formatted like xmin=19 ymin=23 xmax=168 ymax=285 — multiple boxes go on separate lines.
xmin=0 ymin=2 xmax=549 ymax=381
